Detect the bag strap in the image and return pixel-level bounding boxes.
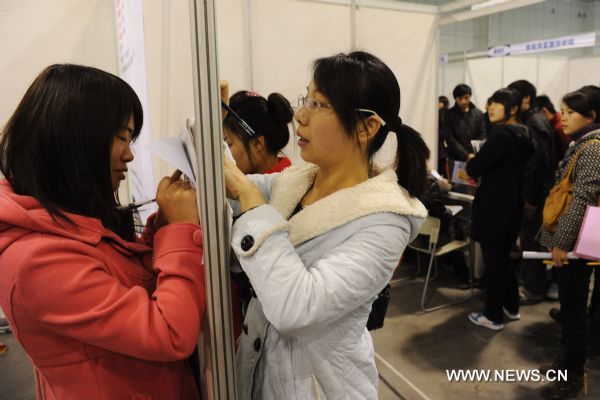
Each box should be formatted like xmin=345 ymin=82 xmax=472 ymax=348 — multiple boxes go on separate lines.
xmin=562 ymin=139 xmax=600 ymax=181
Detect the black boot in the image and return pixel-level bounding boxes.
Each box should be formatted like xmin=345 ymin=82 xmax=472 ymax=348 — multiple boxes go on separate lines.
xmin=540 ymin=370 xmax=588 ymax=400
xmin=549 ymin=307 xmax=561 ymax=323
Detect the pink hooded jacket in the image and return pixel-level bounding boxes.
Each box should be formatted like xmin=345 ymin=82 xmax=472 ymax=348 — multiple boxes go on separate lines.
xmin=0 ymin=180 xmax=206 ymax=399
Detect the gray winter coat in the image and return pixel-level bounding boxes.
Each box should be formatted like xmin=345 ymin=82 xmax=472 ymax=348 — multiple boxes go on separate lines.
xmin=230 ymin=163 xmax=426 ymax=400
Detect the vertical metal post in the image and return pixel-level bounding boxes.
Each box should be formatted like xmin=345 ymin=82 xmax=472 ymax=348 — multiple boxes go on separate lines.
xmin=243 ymin=0 xmax=255 ymax=89
xmin=188 ymin=1 xmax=236 ymax=399
xmin=350 ymin=0 xmax=357 ymax=51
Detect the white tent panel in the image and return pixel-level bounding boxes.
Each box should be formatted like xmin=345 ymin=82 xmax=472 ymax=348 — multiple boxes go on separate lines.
xmin=536 ymin=57 xmax=568 ymax=111
xmin=502 ymin=56 xmax=538 ymax=89
xmin=356 ymin=6 xmax=438 ymax=165
xmin=248 ymin=0 xmax=350 ymax=163
xmin=216 ymin=0 xmax=248 ymax=93
xmin=0 ymin=0 xmax=118 ymax=127
xmin=440 ymin=60 xmax=467 ymax=103
xmin=568 ymin=56 xmax=600 ymax=92
xmin=250 ymin=0 xmax=350 ymax=102
xmin=466 ymin=57 xmax=502 ymax=109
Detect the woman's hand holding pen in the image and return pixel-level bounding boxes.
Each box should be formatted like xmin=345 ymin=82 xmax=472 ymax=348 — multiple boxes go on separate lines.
xmin=156 ymin=170 xmax=199 ymax=225
xmin=223 ymin=157 xmax=265 ymax=212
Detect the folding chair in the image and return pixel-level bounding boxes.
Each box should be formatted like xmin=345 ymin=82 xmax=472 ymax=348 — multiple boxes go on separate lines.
xmin=406 ymin=216 xmax=473 ymax=312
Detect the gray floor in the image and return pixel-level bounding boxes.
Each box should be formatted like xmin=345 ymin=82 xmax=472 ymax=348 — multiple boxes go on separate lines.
xmin=1 ymin=262 xmax=598 ymax=400
xmin=372 ymin=261 xmax=600 ymax=400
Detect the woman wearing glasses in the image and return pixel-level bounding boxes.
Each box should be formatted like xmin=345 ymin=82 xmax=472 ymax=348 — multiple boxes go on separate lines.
xmin=224 ymin=51 xmax=429 ymax=399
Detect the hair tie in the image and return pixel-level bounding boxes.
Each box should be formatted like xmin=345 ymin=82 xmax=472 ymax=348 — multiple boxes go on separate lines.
xmin=245 ymin=91 xmax=260 ymax=97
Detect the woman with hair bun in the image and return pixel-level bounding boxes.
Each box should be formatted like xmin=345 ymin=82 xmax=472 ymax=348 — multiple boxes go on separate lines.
xmin=223 ymin=90 xmax=293 ymax=174
xmin=223 ymin=90 xmax=294 ymax=342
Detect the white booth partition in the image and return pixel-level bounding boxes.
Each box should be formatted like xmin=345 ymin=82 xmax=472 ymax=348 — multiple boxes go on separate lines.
xmin=215 ymin=0 xmax=439 ymax=165
xmin=356 ymin=5 xmax=438 ymax=164
xmin=569 ymin=56 xmax=600 ymax=90
xmin=537 ymin=57 xmax=570 ymax=108
xmin=465 ymin=57 xmax=503 ymax=110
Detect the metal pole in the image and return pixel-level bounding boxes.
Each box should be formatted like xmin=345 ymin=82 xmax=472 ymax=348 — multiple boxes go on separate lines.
xmin=189 ymin=1 xmax=236 ymax=399
xmin=350 ymin=0 xmax=357 ymax=51
xmin=243 ymin=0 xmax=255 ymax=89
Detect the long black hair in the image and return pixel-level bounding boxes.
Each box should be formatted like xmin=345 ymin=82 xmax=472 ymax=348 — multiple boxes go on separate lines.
xmin=312 ymin=51 xmax=430 ymax=197
xmin=223 ymin=90 xmax=293 ymax=170
xmin=0 ymin=64 xmax=143 ymax=241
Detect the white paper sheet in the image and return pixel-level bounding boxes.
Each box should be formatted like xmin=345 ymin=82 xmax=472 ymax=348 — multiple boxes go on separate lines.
xmin=149 ymin=127 xmax=197 ymax=187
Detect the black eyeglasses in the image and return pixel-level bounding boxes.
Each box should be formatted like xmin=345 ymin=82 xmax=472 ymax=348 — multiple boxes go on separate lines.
xmin=221 ymin=101 xmax=256 ymax=137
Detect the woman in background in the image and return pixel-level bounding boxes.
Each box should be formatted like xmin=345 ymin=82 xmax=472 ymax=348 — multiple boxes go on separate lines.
xmin=467 ymin=88 xmax=533 ymax=331
xmin=224 ymin=51 xmax=429 ymax=400
xmin=223 ymin=90 xmax=293 ymax=174
xmin=538 ymin=89 xmax=600 ymax=399
xmin=223 ymin=90 xmax=294 ymax=341
xmin=0 ymin=64 xmax=205 ymax=399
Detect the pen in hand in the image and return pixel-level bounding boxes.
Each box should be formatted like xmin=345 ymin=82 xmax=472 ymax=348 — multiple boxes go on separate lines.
xmin=116 ymin=198 xmax=156 ymax=211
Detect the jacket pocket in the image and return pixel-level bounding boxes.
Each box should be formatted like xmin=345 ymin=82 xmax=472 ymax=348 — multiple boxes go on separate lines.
xmin=294 ymin=375 xmax=325 ymax=399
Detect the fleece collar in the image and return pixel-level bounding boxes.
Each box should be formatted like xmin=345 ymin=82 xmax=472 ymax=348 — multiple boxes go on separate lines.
xmin=268 ymin=163 xmax=427 ymax=246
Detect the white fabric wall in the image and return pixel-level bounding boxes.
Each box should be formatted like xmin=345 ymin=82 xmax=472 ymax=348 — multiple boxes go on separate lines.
xmin=0 ymin=0 xmax=196 ymax=198
xmin=439 ymin=60 xmax=466 ymax=103
xmin=465 ymin=57 xmax=502 ymax=109
xmin=356 ymin=6 xmax=438 ymax=166
xmin=215 ymin=0 xmax=439 ymax=165
xmin=568 ymin=56 xmax=600 ymax=91
xmin=0 ymin=0 xmax=118 ymax=126
xmin=2 ymin=0 xmax=438 ymax=180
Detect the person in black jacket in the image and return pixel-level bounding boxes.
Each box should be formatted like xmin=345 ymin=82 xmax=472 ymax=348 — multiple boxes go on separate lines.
xmin=467 ymin=88 xmax=534 ymax=331
xmin=508 ymin=80 xmax=556 ymax=302
xmin=442 ymin=84 xmax=487 ymax=162
xmin=438 ymin=96 xmax=449 ymax=176
xmin=418 ymin=174 xmax=470 ymax=283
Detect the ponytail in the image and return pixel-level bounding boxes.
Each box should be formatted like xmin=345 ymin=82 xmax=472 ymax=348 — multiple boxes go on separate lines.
xmin=392 ymin=118 xmax=430 ymax=198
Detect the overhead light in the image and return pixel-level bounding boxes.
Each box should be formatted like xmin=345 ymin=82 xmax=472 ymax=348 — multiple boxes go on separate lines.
xmin=439 ymin=0 xmax=546 ymax=25
xmin=472 ymin=0 xmax=510 ymax=11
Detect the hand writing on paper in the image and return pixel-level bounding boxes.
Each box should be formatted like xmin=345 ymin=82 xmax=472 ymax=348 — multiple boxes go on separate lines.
xmin=156 ymin=170 xmax=199 ymax=225
xmin=223 ymin=157 xmax=265 ymax=212
xmin=551 ymin=247 xmax=568 ymax=268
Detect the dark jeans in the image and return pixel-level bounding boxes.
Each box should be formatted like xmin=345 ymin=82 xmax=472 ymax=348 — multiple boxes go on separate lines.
xmin=520 ymin=206 xmax=547 ymax=296
xmin=557 ymin=259 xmax=592 ymax=372
xmin=481 ymin=241 xmax=519 ymax=323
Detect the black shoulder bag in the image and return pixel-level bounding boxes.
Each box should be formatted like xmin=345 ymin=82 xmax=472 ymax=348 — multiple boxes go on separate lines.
xmin=366 ymin=284 xmax=391 ymax=331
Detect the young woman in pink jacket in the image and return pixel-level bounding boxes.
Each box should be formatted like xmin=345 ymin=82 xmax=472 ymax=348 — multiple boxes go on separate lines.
xmin=0 ymin=64 xmax=206 ymax=399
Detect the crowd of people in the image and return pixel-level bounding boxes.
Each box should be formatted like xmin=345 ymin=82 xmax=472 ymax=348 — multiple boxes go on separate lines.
xmin=438 ymin=81 xmax=600 ymax=399
xmin=0 ymin=53 xmax=598 ymax=400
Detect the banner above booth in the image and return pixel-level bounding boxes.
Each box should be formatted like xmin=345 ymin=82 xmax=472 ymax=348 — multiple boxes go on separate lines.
xmin=487 ymin=32 xmax=597 ymax=58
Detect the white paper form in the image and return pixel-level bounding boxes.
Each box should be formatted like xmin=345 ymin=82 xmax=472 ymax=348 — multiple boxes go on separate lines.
xmin=149 ymin=127 xmax=197 ymax=187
